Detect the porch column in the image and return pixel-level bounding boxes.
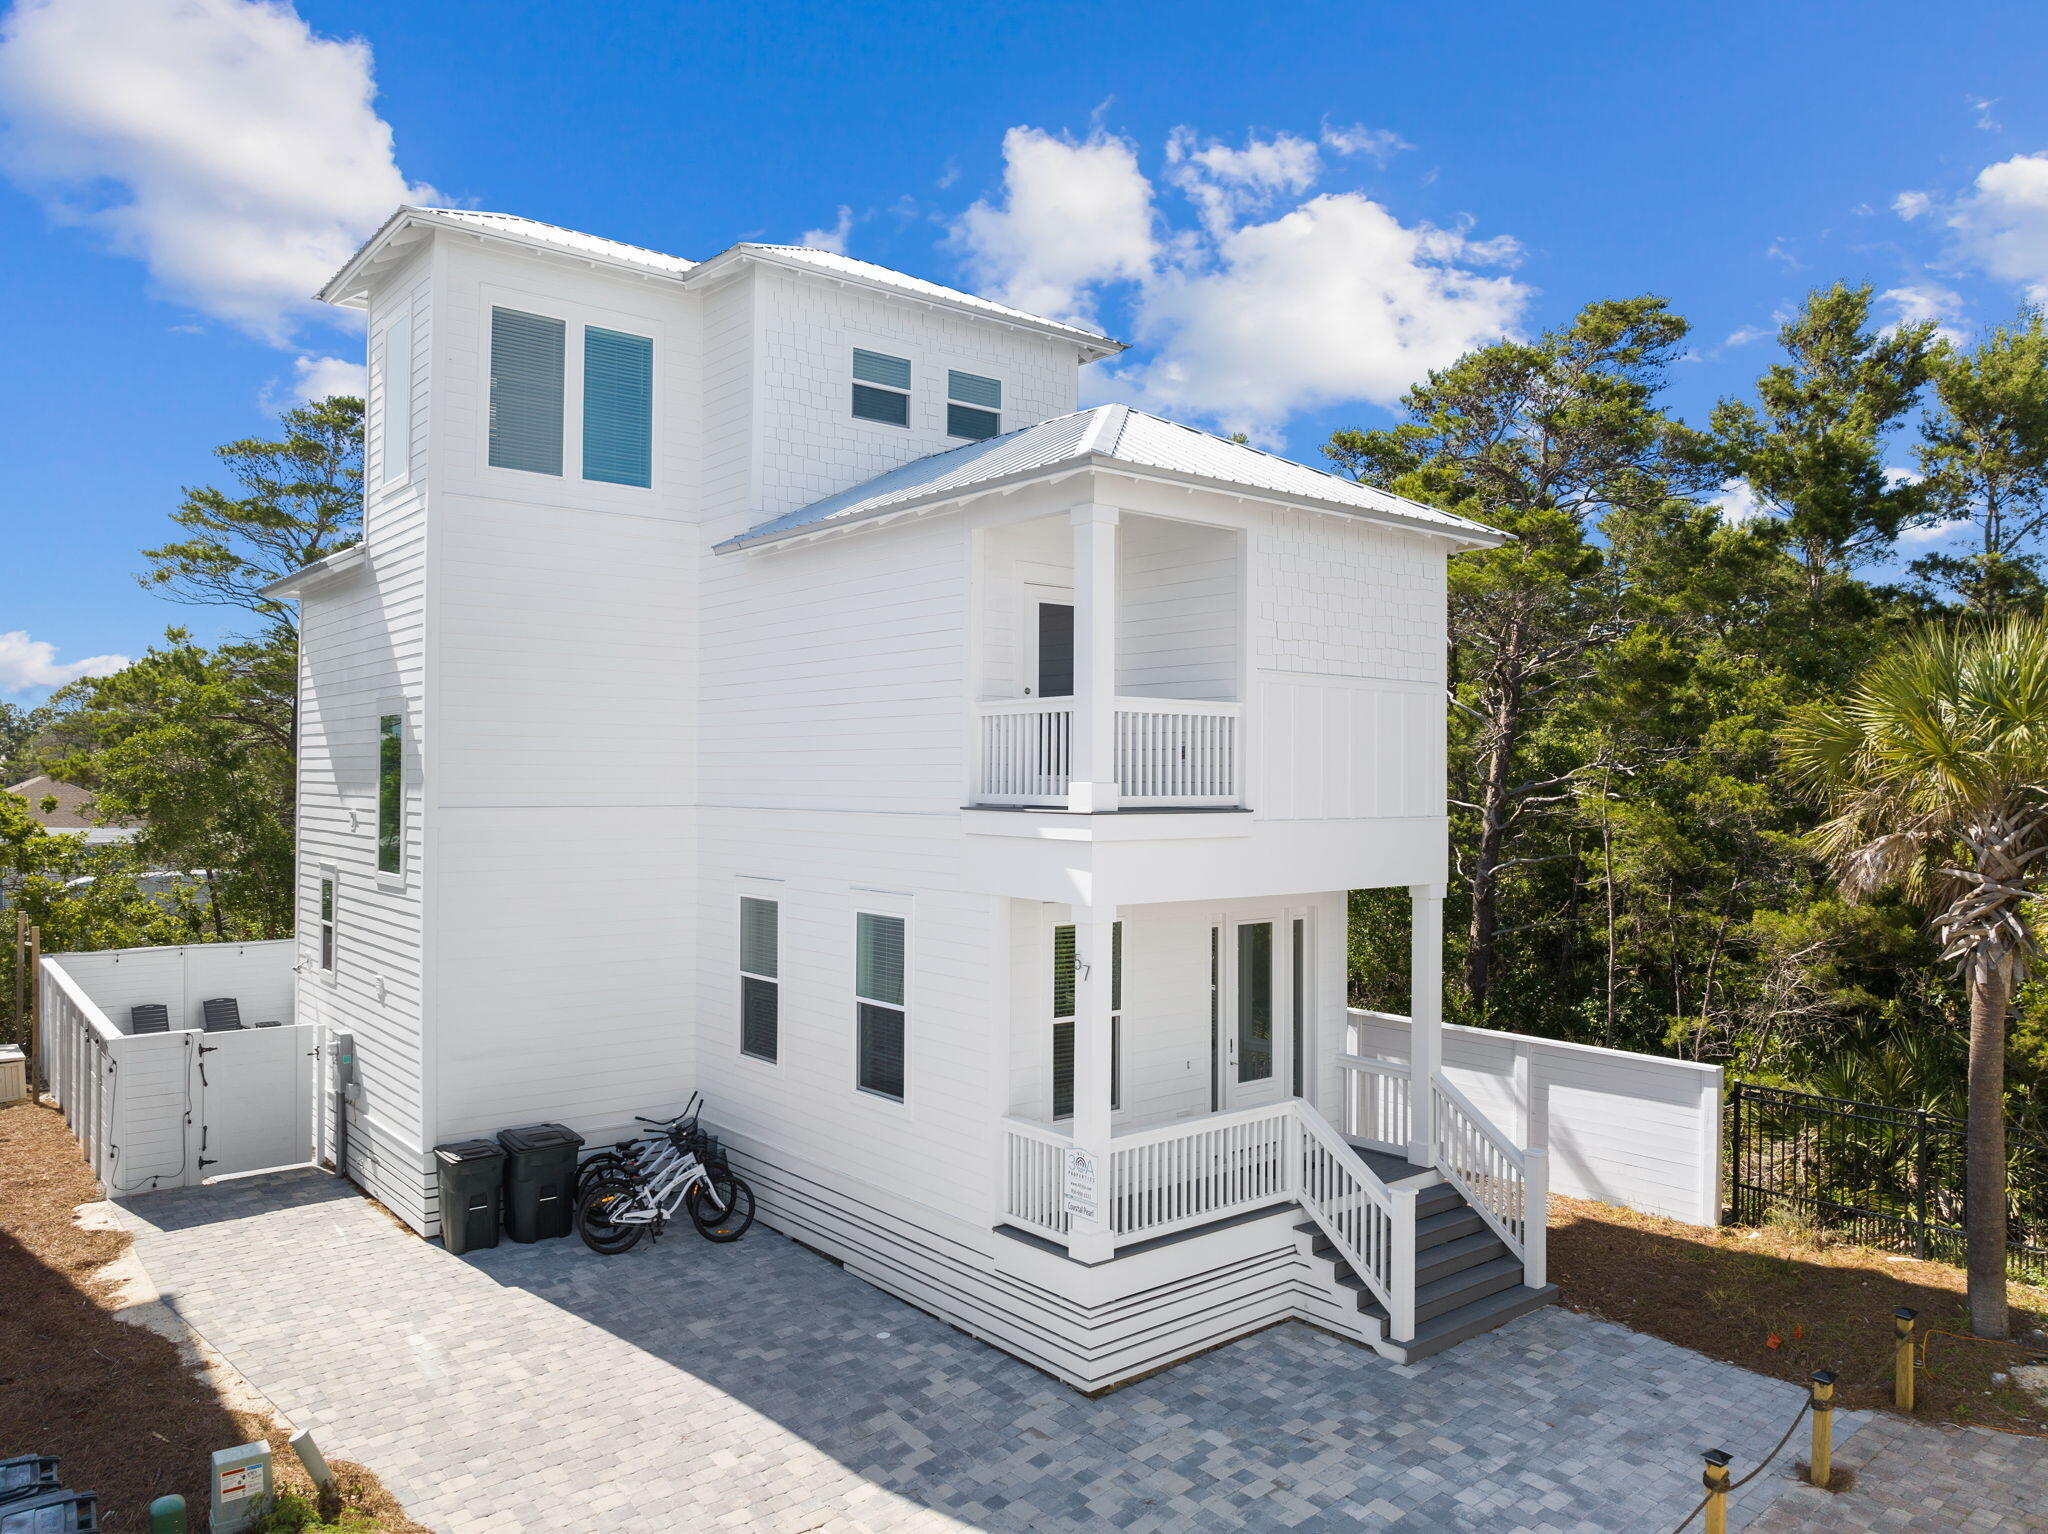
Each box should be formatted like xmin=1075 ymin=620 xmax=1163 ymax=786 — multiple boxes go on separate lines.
xmin=1069 ymin=504 xmax=1120 ymax=813
xmin=1408 ymin=883 xmax=1444 ymax=1166
xmin=1067 ymin=902 xmax=1119 ymax=1262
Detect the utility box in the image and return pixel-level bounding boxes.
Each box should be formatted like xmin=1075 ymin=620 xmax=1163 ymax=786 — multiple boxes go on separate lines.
xmin=0 ymin=1047 xmax=26 ymax=1108
xmin=207 ymin=1443 xmax=270 ymax=1534
xmin=433 ymin=1139 xmax=505 ymax=1255
xmin=496 ymin=1123 xmax=585 ymax=1242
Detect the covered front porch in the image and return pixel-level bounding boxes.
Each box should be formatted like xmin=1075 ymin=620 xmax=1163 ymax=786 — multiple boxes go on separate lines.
xmin=992 ymin=888 xmax=1550 ymax=1358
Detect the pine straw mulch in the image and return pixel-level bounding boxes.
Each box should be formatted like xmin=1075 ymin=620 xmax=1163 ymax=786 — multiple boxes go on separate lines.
xmin=1549 ymin=1192 xmax=2048 ymax=1434
xmin=0 ymin=1099 xmax=432 ymax=1532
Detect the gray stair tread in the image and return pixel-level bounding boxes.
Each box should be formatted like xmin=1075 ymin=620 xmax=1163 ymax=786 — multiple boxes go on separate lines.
xmin=1415 ymin=1206 xmax=1486 ymax=1248
xmin=1414 ymin=1230 xmax=1510 ymax=1283
xmin=1385 ymin=1284 xmax=1558 ymax=1361
xmin=1361 ymin=1254 xmax=1524 ymax=1322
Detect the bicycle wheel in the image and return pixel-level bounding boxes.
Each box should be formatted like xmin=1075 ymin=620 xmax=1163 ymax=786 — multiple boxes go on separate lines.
xmin=576 ymin=1177 xmax=650 ymax=1254
xmin=576 ymin=1152 xmax=629 ymax=1200
xmin=687 ymin=1172 xmax=756 ymax=1242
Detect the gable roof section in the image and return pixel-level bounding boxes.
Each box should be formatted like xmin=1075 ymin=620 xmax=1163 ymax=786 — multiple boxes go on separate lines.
xmin=714 ymin=404 xmax=1505 ymax=554
xmin=318 ymin=210 xmax=1118 ymax=355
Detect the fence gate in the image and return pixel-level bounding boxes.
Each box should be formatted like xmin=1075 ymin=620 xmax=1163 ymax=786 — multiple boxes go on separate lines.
xmin=194 ymin=1024 xmax=319 ymax=1179
xmin=1726 ymin=1081 xmax=2047 ymax=1283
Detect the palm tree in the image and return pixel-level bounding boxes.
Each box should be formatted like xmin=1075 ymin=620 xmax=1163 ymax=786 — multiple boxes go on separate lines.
xmin=1780 ymin=615 xmax=2048 ymax=1338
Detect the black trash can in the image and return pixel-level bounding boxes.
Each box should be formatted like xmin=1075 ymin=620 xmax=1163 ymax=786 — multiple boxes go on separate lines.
xmin=434 ymin=1139 xmax=506 ymax=1255
xmin=497 ymin=1123 xmax=585 ymax=1242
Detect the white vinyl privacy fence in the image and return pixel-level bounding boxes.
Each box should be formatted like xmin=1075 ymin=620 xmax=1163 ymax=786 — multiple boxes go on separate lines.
xmin=40 ymin=942 xmax=318 ymax=1195
xmin=1347 ymin=1010 xmax=1723 ymax=1225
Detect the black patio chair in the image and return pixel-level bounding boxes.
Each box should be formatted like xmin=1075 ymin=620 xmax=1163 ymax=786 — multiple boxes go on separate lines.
xmin=129 ymin=1003 xmax=171 ymax=1035
xmin=201 ymin=997 xmax=245 ymax=1032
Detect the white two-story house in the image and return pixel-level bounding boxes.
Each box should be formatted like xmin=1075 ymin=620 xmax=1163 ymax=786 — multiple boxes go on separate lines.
xmin=263 ymin=206 xmax=1551 ymax=1392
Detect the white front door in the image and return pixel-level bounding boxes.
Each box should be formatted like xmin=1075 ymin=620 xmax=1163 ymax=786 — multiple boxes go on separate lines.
xmin=1217 ymin=918 xmax=1291 ymax=1111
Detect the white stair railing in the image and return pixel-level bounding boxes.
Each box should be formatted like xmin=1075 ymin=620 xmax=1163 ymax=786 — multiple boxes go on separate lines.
xmin=1291 ymin=1099 xmax=1417 ymax=1341
xmin=1336 ymin=1053 xmax=1411 ymax=1152
xmin=1431 ymin=1073 xmax=1548 ymax=1287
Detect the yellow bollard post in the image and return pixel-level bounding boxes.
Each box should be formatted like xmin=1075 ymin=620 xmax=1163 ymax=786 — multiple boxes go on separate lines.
xmin=1808 ymin=1370 xmax=1836 ymax=1488
xmin=1702 ymin=1449 xmax=1732 ymax=1534
xmin=1893 ymin=1307 xmax=1917 ymax=1412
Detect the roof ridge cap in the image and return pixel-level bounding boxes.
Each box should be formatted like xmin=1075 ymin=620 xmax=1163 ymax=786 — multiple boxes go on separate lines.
xmin=1078 ymin=402 xmax=1129 ymax=457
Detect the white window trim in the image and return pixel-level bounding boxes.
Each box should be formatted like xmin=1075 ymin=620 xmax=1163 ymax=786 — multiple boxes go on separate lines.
xmin=945 ymin=368 xmax=1002 ymax=440
xmin=738 ymin=894 xmax=781 ymax=1068
xmin=850 ymin=347 xmax=913 ymax=431
xmin=374 ymin=705 xmax=408 ymax=891
xmin=1049 ymin=917 xmax=1121 ymax=1122
xmin=315 ymin=866 xmax=339 ymax=985
xmin=852 ymin=896 xmax=912 ymax=1108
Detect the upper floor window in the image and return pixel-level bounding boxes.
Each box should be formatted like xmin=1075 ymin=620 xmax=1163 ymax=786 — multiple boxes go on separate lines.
xmin=739 ymin=897 xmax=779 ymax=1062
xmin=377 ymin=714 xmax=404 ymax=875
xmin=851 ymin=349 xmax=911 ymax=427
xmin=855 ymin=912 xmax=907 ymax=1100
xmin=947 ymin=371 xmax=1001 ymax=441
xmin=583 ymin=326 xmax=654 ymax=487
xmin=378 ymin=312 xmax=413 ymax=484
xmin=489 ymin=307 xmax=566 ymax=475
xmin=489 ymin=306 xmax=654 ymax=487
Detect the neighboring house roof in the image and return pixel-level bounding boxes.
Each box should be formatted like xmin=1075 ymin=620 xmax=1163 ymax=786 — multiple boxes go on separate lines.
xmin=714 ymin=404 xmax=1508 ymax=554
xmin=5 ymin=775 xmax=136 ymax=837
xmin=319 ymin=208 xmax=1119 ymax=356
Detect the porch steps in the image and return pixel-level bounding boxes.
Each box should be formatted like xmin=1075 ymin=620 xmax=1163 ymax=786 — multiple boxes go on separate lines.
xmin=1292 ymin=1170 xmax=1556 ymax=1364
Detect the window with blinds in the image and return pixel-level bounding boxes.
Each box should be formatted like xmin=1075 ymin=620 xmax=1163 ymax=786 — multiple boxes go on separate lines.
xmin=947 ymin=370 xmax=1001 ymax=440
xmin=852 ymin=349 xmax=911 ymax=427
xmin=488 ymin=307 xmax=566 ymax=475
xmin=376 ymin=715 xmax=403 ymax=875
xmin=1051 ymin=921 xmax=1121 ymax=1119
xmin=739 ymin=897 xmax=779 ymax=1061
xmin=379 ymin=312 xmax=412 ymax=484
xmin=856 ymin=912 xmax=907 ymax=1099
xmin=583 ymin=325 xmax=653 ymax=487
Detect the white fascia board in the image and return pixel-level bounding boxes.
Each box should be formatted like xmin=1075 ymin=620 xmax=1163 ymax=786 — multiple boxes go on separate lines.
xmin=318 ymin=208 xmax=692 ymax=309
xmin=257 ymin=543 xmax=367 ymax=599
xmin=713 ymin=457 xmax=1508 ymax=557
xmin=680 ymin=248 xmax=1124 ymax=361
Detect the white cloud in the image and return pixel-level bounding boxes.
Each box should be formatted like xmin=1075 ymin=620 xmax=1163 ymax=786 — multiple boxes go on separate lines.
xmin=1724 ymin=324 xmax=1770 ymax=347
xmin=951 ymin=127 xmax=1157 ymax=323
xmin=1893 ymin=190 xmax=1932 ymax=221
xmin=1122 ymin=193 xmax=1528 ymax=438
xmin=1711 ymin=479 xmax=1768 ymax=525
xmin=1972 ymin=95 xmax=2002 ymax=133
xmin=1765 ymin=237 xmax=1801 ymax=268
xmin=799 ymin=204 xmax=855 ymax=254
xmin=1946 ymin=152 xmax=2048 ymax=302
xmin=0 ymin=631 xmax=128 ymax=694
xmin=0 ymin=0 xmax=433 ymax=347
xmin=1166 ymin=128 xmax=1322 ymax=239
xmin=290 ymin=353 xmax=366 ymax=402
xmin=1879 ymin=284 xmax=1968 ymax=344
xmin=1320 ymin=121 xmax=1412 ymax=165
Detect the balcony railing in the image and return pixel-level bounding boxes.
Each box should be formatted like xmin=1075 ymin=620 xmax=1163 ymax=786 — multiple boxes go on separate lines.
xmin=975 ymin=697 xmax=1240 ymax=808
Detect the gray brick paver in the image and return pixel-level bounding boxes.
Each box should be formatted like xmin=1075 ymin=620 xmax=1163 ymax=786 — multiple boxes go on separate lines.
xmin=114 ymin=1170 xmax=2046 ymax=1534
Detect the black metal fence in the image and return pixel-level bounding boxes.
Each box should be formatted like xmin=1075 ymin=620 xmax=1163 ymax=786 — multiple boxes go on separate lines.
xmin=1726 ymin=1081 xmax=2048 ymax=1284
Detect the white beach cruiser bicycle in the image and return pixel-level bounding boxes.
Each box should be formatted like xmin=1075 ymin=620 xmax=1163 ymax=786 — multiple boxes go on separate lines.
xmin=574 ymin=1096 xmax=757 ymax=1252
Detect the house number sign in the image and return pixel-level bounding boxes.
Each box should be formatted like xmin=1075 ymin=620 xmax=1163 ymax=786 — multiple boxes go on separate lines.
xmin=1062 ymin=1147 xmax=1099 ymax=1222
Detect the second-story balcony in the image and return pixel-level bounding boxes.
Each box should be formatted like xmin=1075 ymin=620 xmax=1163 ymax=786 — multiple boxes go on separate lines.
xmin=976 ymin=696 xmax=1240 ymax=807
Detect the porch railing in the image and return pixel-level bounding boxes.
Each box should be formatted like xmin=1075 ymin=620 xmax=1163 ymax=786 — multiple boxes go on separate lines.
xmin=1000 ymin=1116 xmax=1072 ymax=1240
xmin=1432 ymin=1073 xmax=1547 ymax=1286
xmin=973 ymin=697 xmax=1241 ymax=807
xmin=1108 ymin=1103 xmax=1293 ymax=1241
xmin=1337 ymin=1052 xmax=1410 ymax=1152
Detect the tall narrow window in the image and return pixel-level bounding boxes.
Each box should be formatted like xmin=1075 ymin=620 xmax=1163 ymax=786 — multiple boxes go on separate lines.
xmin=855 ymin=912 xmax=907 ymax=1099
xmin=1209 ymin=926 xmax=1221 ymax=1111
xmin=318 ymin=874 xmax=337 ymax=973
xmin=489 ymin=306 xmax=565 ymax=474
xmin=1051 ymin=921 xmax=1121 ymax=1119
xmin=1291 ymin=918 xmax=1306 ymax=1098
xmin=739 ymin=897 xmax=779 ymax=1061
xmin=851 ymin=349 xmax=910 ymax=426
xmin=947 ymin=370 xmax=1001 ymax=440
xmin=376 ymin=714 xmax=403 ymax=875
xmin=380 ymin=312 xmax=412 ymax=484
xmin=583 ymin=325 xmax=653 ymax=487
xmin=1236 ymin=922 xmax=1274 ymax=1083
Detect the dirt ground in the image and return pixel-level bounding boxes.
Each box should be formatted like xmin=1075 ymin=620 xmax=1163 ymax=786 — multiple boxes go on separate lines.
xmin=1550 ymin=1192 xmax=2048 ymax=1433
xmin=0 ymin=1099 xmax=430 ymax=1533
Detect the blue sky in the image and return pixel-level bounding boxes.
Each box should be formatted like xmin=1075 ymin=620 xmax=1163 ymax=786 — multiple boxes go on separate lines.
xmin=4 ymin=0 xmax=2047 ymax=700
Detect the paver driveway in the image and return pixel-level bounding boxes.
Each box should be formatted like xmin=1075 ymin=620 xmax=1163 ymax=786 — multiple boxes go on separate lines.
xmin=119 ymin=1170 xmax=1866 ymax=1534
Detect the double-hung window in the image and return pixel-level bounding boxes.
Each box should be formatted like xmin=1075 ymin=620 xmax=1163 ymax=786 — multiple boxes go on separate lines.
xmin=947 ymin=370 xmax=1001 ymax=440
xmin=855 ymin=912 xmax=907 ymax=1099
xmin=317 ymin=873 xmax=337 ymax=974
xmin=1051 ymin=921 xmax=1121 ymax=1119
xmin=851 ymin=349 xmax=911 ymax=426
xmin=739 ymin=897 xmax=780 ymax=1062
xmin=488 ymin=305 xmax=654 ymax=487
xmin=376 ymin=714 xmax=403 ymax=876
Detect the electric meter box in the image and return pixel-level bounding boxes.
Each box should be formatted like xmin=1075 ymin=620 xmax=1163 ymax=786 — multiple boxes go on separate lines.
xmin=209 ymin=1442 xmax=272 ymax=1534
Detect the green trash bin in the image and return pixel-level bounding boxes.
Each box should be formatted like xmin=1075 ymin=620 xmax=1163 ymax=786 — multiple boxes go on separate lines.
xmin=497 ymin=1123 xmax=585 ymax=1242
xmin=434 ymin=1139 xmax=505 ymax=1255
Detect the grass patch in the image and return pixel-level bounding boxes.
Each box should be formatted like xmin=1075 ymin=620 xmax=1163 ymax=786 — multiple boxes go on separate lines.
xmin=1550 ymin=1193 xmax=2048 ymax=1432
